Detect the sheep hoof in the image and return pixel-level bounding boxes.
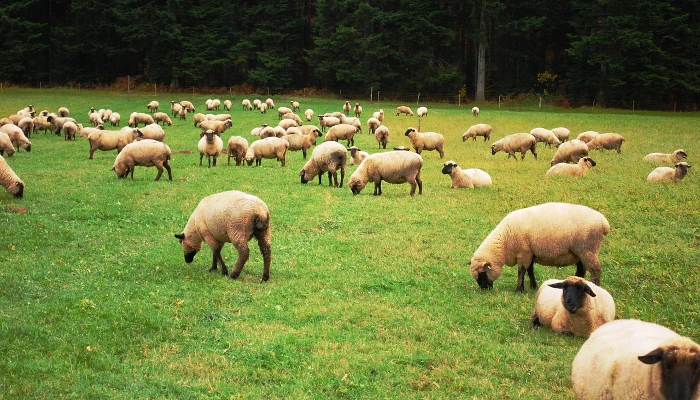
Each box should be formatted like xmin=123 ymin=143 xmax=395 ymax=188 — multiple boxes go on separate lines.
xmin=261 ymin=274 xmax=270 ymax=282
xmin=230 ymin=271 xmax=240 ymax=279
xmin=209 ymin=266 xmax=217 ymax=272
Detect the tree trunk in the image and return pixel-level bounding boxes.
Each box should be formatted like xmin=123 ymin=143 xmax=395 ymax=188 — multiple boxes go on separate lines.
xmin=475 ymin=6 xmax=486 ymax=101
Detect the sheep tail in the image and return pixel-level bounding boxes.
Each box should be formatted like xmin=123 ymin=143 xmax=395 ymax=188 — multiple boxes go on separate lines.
xmin=254 ymin=213 xmax=269 ymax=231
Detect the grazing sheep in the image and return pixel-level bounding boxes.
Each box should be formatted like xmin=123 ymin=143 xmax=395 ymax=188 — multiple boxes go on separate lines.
xmin=441 ymin=160 xmax=492 ymax=188
xmin=470 ymin=202 xmax=610 ymax=292
xmin=340 ymin=115 xmax=362 ymax=133
xmin=137 ymin=123 xmax=166 ymax=142
xmin=211 ymin=99 xmax=221 ymax=110
xmin=242 ymin=99 xmax=253 ymax=111
xmin=299 ymin=124 xmax=322 ymax=137
xmin=551 ymin=127 xmax=571 ymax=142
xmin=571 ymin=319 xmax=700 ymax=400
xmin=354 ymin=103 xmax=362 ymax=117
xmin=198 ymin=130 xmax=223 ymax=167
xmin=367 ymin=117 xmax=380 ymax=135
xmin=372 ymin=109 xmax=384 ymax=122
xmin=375 ymin=126 xmax=390 ymax=149
xmin=147 ymin=101 xmax=159 ymax=113
xmin=89 ymin=112 xmax=104 ymax=127
xmin=46 ymin=115 xmax=76 ymax=135
xmin=265 ymin=98 xmax=275 ymax=109
xmin=0 ymin=132 xmax=15 ymax=157
xmin=205 ymin=99 xmax=214 ymax=110
xmin=258 ymin=125 xmax=277 ymax=139
xmin=318 ymin=115 xmax=341 ymax=132
xmin=283 ymin=133 xmax=316 ymax=160
xmin=153 ymin=112 xmax=172 ymax=126
xmin=107 ymin=112 xmax=121 ymax=127
xmin=179 ymin=100 xmax=195 ymax=113
xmin=192 ymin=113 xmax=207 ymax=127
xmin=349 ymin=151 xmax=423 ymax=196
xmin=396 ymin=106 xmax=414 ymax=116
xmin=102 ymin=109 xmax=113 ymax=122
xmin=576 ymin=131 xmax=600 ymax=143
xmin=530 ymin=127 xmax=561 ymax=148
xmin=285 ymin=126 xmax=302 ymax=136
xmin=171 ymin=102 xmax=184 ymax=118
xmin=304 ymin=109 xmax=314 ymax=121
xmin=0 ymin=118 xmax=14 ymax=127
xmin=278 ymin=119 xmax=297 ymax=130
xmin=18 ymin=117 xmax=34 ymax=138
xmin=324 ymin=124 xmax=357 ymax=147
xmin=259 ymin=102 xmax=268 ymax=114
xmin=550 ymin=139 xmax=589 ymax=166
xmin=253 ymin=99 xmax=262 ymax=110
xmin=462 ymin=124 xmax=492 ymax=142
xmin=58 ymin=107 xmax=70 ymax=117
xmin=276 ymin=106 xmax=292 ymax=120
xmin=417 ymin=106 xmax=428 ymax=117
xmin=62 ymin=121 xmax=78 ymax=141
xmin=200 ymin=120 xmax=232 ymax=136
xmin=348 ymin=146 xmax=369 ymax=165
xmin=32 ymin=116 xmax=52 ymax=134
xmin=245 ymin=137 xmax=289 ymax=167
xmin=128 ymin=112 xmax=155 ymax=127
xmin=210 ymin=113 xmax=232 ymax=122
xmin=227 ymin=136 xmax=249 ymax=166
xmin=177 ymin=106 xmax=187 ymax=120
xmin=0 ymin=154 xmax=24 ymax=198
xmin=282 ymin=112 xmax=304 ymax=126
xmin=223 ymin=100 xmax=232 ymax=111
xmin=88 ymin=128 xmax=140 ymax=159
xmin=647 ymin=162 xmax=691 ymax=183
xmin=1 ymin=124 xmax=31 ymax=152
xmin=404 ymin=127 xmax=445 ymax=158
xmin=644 ymin=149 xmax=688 ymax=164
xmin=491 ymin=133 xmax=538 ymax=160
xmin=532 ymin=276 xmax=615 ymax=337
xmin=586 ymin=133 xmax=625 ymax=153
xmin=299 ymin=141 xmax=348 ymax=187
xmin=112 ymin=139 xmax=172 ymax=181
xmin=77 ymin=123 xmax=105 ymax=138
xmin=250 ymin=126 xmax=263 ymax=136
xmin=546 ymin=156 xmax=597 ymax=177
xmin=472 ymin=106 xmax=480 ymax=117
xmin=291 ymin=101 xmax=300 ymax=112
xmin=174 ymin=190 xmax=272 ymax=282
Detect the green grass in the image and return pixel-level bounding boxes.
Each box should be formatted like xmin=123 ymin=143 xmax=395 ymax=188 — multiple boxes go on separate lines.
xmin=0 ymin=88 xmax=698 ymax=399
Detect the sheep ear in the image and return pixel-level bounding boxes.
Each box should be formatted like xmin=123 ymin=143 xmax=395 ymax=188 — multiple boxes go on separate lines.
xmin=483 ymin=263 xmax=491 ymax=271
xmin=548 ymin=282 xmax=565 ymax=289
xmin=174 ymin=233 xmax=185 ymax=240
xmin=638 ymin=348 xmax=664 ymax=365
xmin=584 ymin=284 xmax=596 ymax=297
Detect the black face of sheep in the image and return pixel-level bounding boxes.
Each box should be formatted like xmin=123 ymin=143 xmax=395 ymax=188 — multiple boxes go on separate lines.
xmin=174 ymin=233 xmax=197 ymax=263
xmin=677 ymin=163 xmax=691 ymax=176
xmin=583 ymin=157 xmax=597 ymax=167
xmin=404 ymin=128 xmax=415 ymax=136
xmin=14 ymin=182 xmax=24 ymax=199
xmin=441 ymin=163 xmax=456 ymax=174
xmin=476 ymin=271 xmax=493 ymax=289
xmin=638 ymin=348 xmax=700 ymax=400
xmin=299 ymin=169 xmax=309 ymax=184
xmin=350 ymin=183 xmax=361 ymax=195
xmin=491 ymin=145 xmax=497 ymax=155
xmin=549 ymin=280 xmax=595 ymax=314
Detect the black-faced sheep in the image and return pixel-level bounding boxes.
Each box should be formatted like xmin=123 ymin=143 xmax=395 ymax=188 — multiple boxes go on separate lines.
xmin=198 ymin=130 xmax=223 ymax=167
xmin=242 ymin=99 xmax=252 ymax=111
xmin=441 ymin=160 xmax=492 ymax=188
xmin=153 ymin=112 xmax=172 ymax=126
xmin=304 ymin=109 xmax=314 ymax=121
xmin=137 ymin=123 xmax=166 ymax=142
xmin=128 ymin=112 xmax=155 ymax=127
xmin=265 ymin=98 xmax=275 ymax=109
xmin=530 ymin=128 xmax=561 ymax=148
xmin=227 ymin=136 xmax=249 ymax=166
xmin=550 ymin=139 xmax=589 ymax=166
xmin=0 ymin=154 xmax=24 ymax=198
xmin=546 ymin=156 xmax=597 ymax=177
xmin=349 ymin=151 xmax=423 ymax=196
xmin=112 ymin=139 xmax=172 ymax=181
xmin=62 ymin=121 xmax=78 ymax=141
xmin=491 ymin=133 xmax=537 ymax=160
xmin=472 ymin=106 xmax=480 ymax=117
xmin=200 ymin=120 xmax=232 ymax=136
xmin=88 ymin=128 xmax=140 ymax=159
xmin=404 ymin=127 xmax=445 ymax=158
xmin=245 ymin=137 xmax=289 ymax=167
xmin=109 ymin=112 xmax=121 ymax=126
xmin=291 ymin=101 xmax=300 ymax=112
xmin=354 ymin=103 xmax=362 ymax=117
xmin=324 ymin=124 xmax=357 ymax=147
xmin=644 ymin=149 xmax=688 ymax=164
xmin=647 ymin=162 xmax=691 ymax=183
xmin=223 ymin=100 xmax=232 ymax=111
xmin=299 ymin=141 xmax=348 ymax=188
xmin=283 ymin=133 xmax=316 ymax=160
xmin=372 ymin=109 xmax=384 ymax=122
xmin=396 ymin=106 xmax=413 ymax=116
xmin=343 ymin=101 xmax=351 ymax=116
xmin=32 ymin=116 xmax=52 ymax=134
xmin=462 ymin=124 xmax=492 ymax=142
xmin=348 ymin=146 xmax=369 ymax=166
xmin=367 ymin=117 xmax=380 ymax=135
xmin=58 ymin=107 xmax=70 ymax=117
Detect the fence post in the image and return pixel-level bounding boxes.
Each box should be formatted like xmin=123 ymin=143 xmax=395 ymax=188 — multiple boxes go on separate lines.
xmin=127 ymin=76 xmax=130 ymax=93
xmin=499 ymin=95 xmax=501 ymax=108
xmin=193 ymin=86 xmax=195 ymax=97
xmin=370 ymin=86 xmax=373 ymax=102
xmin=155 ymin=83 xmax=157 ymax=95
xmin=417 ymin=93 xmax=420 ymax=105
xmin=593 ymin=99 xmax=596 ymax=107
xmin=539 ymin=96 xmax=542 ymax=108
xmin=339 ymin=89 xmax=342 ymax=99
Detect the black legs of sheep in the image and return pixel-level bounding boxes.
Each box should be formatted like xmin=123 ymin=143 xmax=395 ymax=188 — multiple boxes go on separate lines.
xmin=514 ymin=260 xmax=587 ymax=293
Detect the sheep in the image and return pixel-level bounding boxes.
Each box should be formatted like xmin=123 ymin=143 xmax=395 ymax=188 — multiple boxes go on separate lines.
xmin=586 ymin=133 xmax=625 ymax=153
xmin=470 ymin=202 xmax=610 ymax=292
xmin=62 ymin=121 xmax=78 ymax=141
xmin=227 ymin=136 xmax=249 ymax=166
xmin=441 ymin=160 xmax=492 ymax=188
xmin=242 ymin=99 xmax=253 ymax=111
xmin=472 ymin=106 xmax=480 ymax=117
xmin=551 ymin=127 xmax=570 ymax=142
xmin=211 ymin=99 xmax=221 ymax=110
xmin=324 ymin=124 xmax=357 ymax=147
xmin=265 ymin=98 xmax=275 ymax=109
xmin=276 ymin=107 xmax=293 ymax=119
xmin=644 ymin=149 xmax=688 ymax=164
xmin=112 ymin=139 xmax=172 ymax=181
xmin=491 ymin=133 xmax=538 ymax=160
xmin=340 ymin=115 xmax=362 ymax=133
xmin=530 ymin=127 xmax=561 ymax=148
xmin=0 ymin=132 xmax=16 ymax=157
xmin=282 ymin=112 xmax=304 ymax=126
xmin=205 ymin=99 xmax=214 ymax=110
xmin=354 ymin=103 xmax=362 ymax=117
xmin=647 ymin=162 xmax=691 ymax=183
xmin=128 ymin=112 xmax=155 ymax=127
xmin=283 ymin=133 xmax=316 ymax=159
xmin=461 ymin=124 xmax=492 ymax=142
xmin=304 ymin=109 xmax=314 ymax=121
xmin=547 ymin=156 xmax=597 ymax=177
xmin=77 ymin=123 xmax=105 ymax=138
xmin=58 ymin=107 xmax=69 ymax=117
xmin=192 ymin=113 xmax=207 ymax=127
xmin=272 ymin=126 xmax=286 ymax=138
xmin=250 ymin=126 xmax=262 ymax=136
xmin=1 ymin=124 xmax=31 ymax=152
xmin=396 ymin=106 xmax=414 ymax=116
xmin=349 ymin=151 xmax=423 ymax=196
xmin=375 ymin=126 xmax=389 ymax=149
xmin=393 ymin=146 xmax=409 ymax=151
xmin=174 ymin=190 xmax=271 ymax=282
xmin=278 ymin=119 xmax=297 ymax=130
xmin=417 ymin=106 xmax=428 ymax=117
xmin=299 ymin=141 xmax=348 ymax=187
xmin=103 ymin=112 xmax=119 ymax=127
xmin=147 ymin=101 xmax=159 ymax=113
xmin=532 ymin=276 xmax=615 ymax=337
xmin=18 ymin=105 xmax=34 ymax=114
xmin=152 ymin=112 xmax=172 ymax=126
xmin=367 ymin=117 xmax=380 ymax=135
xmin=404 ymin=127 xmax=445 ymax=158
xmin=550 ymin=139 xmax=589 ymax=166
xmin=327 ymin=111 xmax=343 ymax=119
xmin=318 ymin=115 xmax=341 ymax=133
xmin=198 ymin=129 xmax=223 ymax=167
xmin=253 ymin=99 xmax=262 ymax=110
xmin=223 ymin=100 xmax=232 ymax=111
xmin=88 ymin=128 xmax=140 ymax=159
xmin=571 ymin=319 xmax=700 ymax=400
xmin=259 ymin=102 xmax=268 ymax=114
xmin=18 ymin=117 xmax=34 ymax=138
xmin=200 ymin=120 xmax=232 ymax=136
xmin=576 ymin=130 xmax=600 ymax=143
xmin=179 ymin=100 xmax=195 ymax=113
xmin=299 ymin=125 xmax=322 ymax=137
xmin=343 ymin=101 xmax=351 ymax=115
xmin=0 ymin=118 xmax=12 ymax=127
xmin=137 ymin=123 xmax=166 ymax=142
xmin=30 ymin=117 xmax=51 ymax=135
xmin=0 ymin=154 xmax=24 ymax=198
xmin=211 ymin=113 xmax=232 ymax=122
xmin=259 ymin=125 xmax=276 ymax=139
xmin=177 ymin=106 xmax=187 ymax=120
xmin=46 ymin=115 xmax=76 ymax=135
xmin=88 ymin=112 xmax=104 ymax=127
xmin=348 ymin=146 xmax=369 ymax=166
xmin=245 ymin=137 xmax=289 ymax=167
xmin=291 ymin=101 xmax=300 ymax=112
xmin=285 ymin=126 xmax=302 ymax=136
xmin=87 ymin=107 xmax=97 ymax=119
xmin=171 ymin=102 xmax=184 ymax=118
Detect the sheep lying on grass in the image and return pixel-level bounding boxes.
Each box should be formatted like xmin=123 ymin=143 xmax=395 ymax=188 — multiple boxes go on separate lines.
xmin=491 ymin=133 xmax=537 ymax=160
xmin=647 ymin=162 xmax=691 ymax=183
xmin=299 ymin=141 xmax=348 ymax=188
xmin=0 ymin=154 xmax=24 ymax=198
xmin=546 ymin=156 xmax=597 ymax=177
xmin=644 ymin=149 xmax=687 ymax=164
xmin=348 ymin=146 xmax=369 ymax=165
xmin=175 ymin=190 xmax=272 ymax=282
xmin=441 ymin=160 xmax=492 ymax=188
xmin=349 ymin=151 xmax=423 ymax=196
xmin=113 ymin=139 xmax=172 ymax=181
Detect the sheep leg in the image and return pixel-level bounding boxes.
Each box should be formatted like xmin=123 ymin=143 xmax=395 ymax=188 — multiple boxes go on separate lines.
xmin=516 ymin=266 xmax=526 ymax=292
xmin=154 ymin=164 xmax=164 ymax=181
xmin=199 ymin=154 xmax=204 ymax=166
xmin=338 ymin=168 xmax=345 ymax=188
xmin=255 ymin=231 xmax=272 ymax=282
xmin=575 ymin=261 xmax=585 ymax=278
xmin=129 ymin=165 xmax=136 ymax=180
xmin=213 ymin=155 xmax=217 ymax=167
xmin=164 ymin=160 xmax=172 ymax=180
xmin=229 ymin=242 xmax=250 ymax=280
xmin=208 ymin=243 xmax=228 ymax=275
xmin=527 ymin=262 xmax=537 ymax=289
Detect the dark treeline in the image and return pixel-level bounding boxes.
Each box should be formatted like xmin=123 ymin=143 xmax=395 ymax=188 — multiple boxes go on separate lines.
xmin=1 ymin=0 xmax=699 ymax=104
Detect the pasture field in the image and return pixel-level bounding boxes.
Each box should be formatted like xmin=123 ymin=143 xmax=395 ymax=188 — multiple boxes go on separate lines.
xmin=0 ymin=88 xmax=698 ymax=398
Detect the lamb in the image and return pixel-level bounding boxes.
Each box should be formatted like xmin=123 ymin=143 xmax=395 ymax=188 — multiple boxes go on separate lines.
xmin=253 ymin=99 xmax=262 ymax=110
xmin=137 ymin=123 xmax=166 ymax=142
xmin=532 ymin=276 xmax=615 ymax=337
xmin=174 ymin=190 xmax=271 ymax=282
xmin=396 ymin=106 xmax=414 ymax=116
xmin=644 ymin=149 xmax=688 ymax=164
xmin=0 ymin=132 xmax=15 ymax=157
xmin=647 ymin=162 xmax=691 ymax=183
xmin=58 ymin=107 xmax=70 ymax=117
xmin=469 ymin=202 xmax=610 ymax=292
xmin=147 ymin=101 xmax=159 ymax=113
xmin=62 ymin=121 xmax=78 ymax=141
xmin=18 ymin=117 xmax=34 ymax=138
xmin=318 ymin=116 xmax=341 ymax=132
xmin=245 ymin=137 xmax=289 ymax=167
xmin=576 ymin=131 xmax=600 ymax=143
xmin=265 ymin=98 xmax=275 ymax=109
xmin=112 ymin=139 xmax=172 ymax=181
xmin=550 ymin=139 xmax=589 ymax=166
xmin=586 ymin=133 xmax=625 ymax=153
xmin=291 ymin=101 xmax=300 ymax=112
xmin=461 ymin=124 xmax=492 ymax=142
xmin=32 ymin=116 xmax=53 ymax=134
xmin=227 ymin=136 xmax=249 ymax=166
xmin=441 ymin=160 xmax=492 ymax=188
xmin=349 ymin=151 xmax=423 ymax=196
xmin=283 ymin=133 xmax=316 ymax=159
xmin=282 ymin=112 xmax=304 ymax=126
xmin=277 ymin=107 xmax=293 ymax=119
xmin=324 ymin=124 xmax=357 ymax=147
xmin=551 ymin=127 xmax=570 ymax=142
xmin=571 ymin=319 xmax=700 ymax=400
xmin=153 ymin=112 xmax=172 ymax=126
xmin=299 ymin=141 xmax=348 ymax=187
xmin=200 ymin=120 xmax=232 ymax=136
xmin=1 ymin=124 xmax=31 ymax=152
xmin=107 ymin=112 xmax=121 ymax=127
xmin=530 ymin=127 xmax=561 ymax=148
xmin=375 ymin=126 xmax=389 ymax=149
xmin=259 ymin=102 xmax=268 ymax=114
xmin=404 ymin=127 xmax=445 ymax=158
xmin=343 ymin=101 xmax=351 ymax=115
xmin=472 ymin=106 xmax=480 ymax=117
xmin=372 ymin=109 xmax=384 ymax=121
xmin=242 ymin=99 xmax=252 ymax=110
xmin=367 ymin=117 xmax=380 ymax=135
xmin=491 ymin=133 xmax=538 ymax=160
xmin=198 ymin=129 xmax=223 ymax=167
xmin=417 ymin=106 xmax=428 ymax=117
xmin=348 ymin=146 xmax=369 ymax=165
xmin=88 ymin=128 xmax=140 ymax=159
xmin=223 ymin=100 xmax=232 ymax=111
xmin=128 ymin=112 xmax=155 ymax=127
xmin=546 ymin=156 xmax=597 ymax=177
xmin=304 ymin=109 xmax=314 ymax=121
xmin=0 ymin=154 xmax=24 ymax=198
xmin=179 ymin=100 xmax=195 ymax=112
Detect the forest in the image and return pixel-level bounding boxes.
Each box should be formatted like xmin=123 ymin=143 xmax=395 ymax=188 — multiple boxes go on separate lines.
xmin=1 ymin=0 xmax=699 ymax=106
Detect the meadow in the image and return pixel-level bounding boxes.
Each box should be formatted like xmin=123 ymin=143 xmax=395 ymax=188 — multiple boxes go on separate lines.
xmin=0 ymin=88 xmax=698 ymax=399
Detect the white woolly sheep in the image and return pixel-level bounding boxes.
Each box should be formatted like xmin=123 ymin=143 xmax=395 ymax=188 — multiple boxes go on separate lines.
xmin=227 ymin=136 xmax=249 ymax=166
xmin=109 ymin=112 xmax=121 ymax=127
xmin=179 ymin=100 xmax=195 ymax=112
xmin=349 ymin=151 xmax=423 ymax=196
xmin=472 ymin=106 xmax=480 ymax=117
xmin=0 ymin=154 xmax=24 ymax=198
xmin=340 ymin=115 xmax=362 ymax=133
xmin=265 ymin=98 xmax=275 ymax=109
xmin=88 ymin=107 xmax=97 ymax=119
xmin=242 ymin=99 xmax=252 ymax=111
xmin=0 ymin=118 xmax=14 ymax=127
xmin=291 ymin=101 xmax=300 ymax=112
xmin=129 ymin=112 xmax=155 ymax=127
xmin=147 ymin=101 xmax=159 ymax=113
xmin=245 ymin=137 xmax=289 ymax=167
xmin=89 ymin=112 xmax=104 ymax=127
xmin=551 ymin=127 xmax=570 ymax=142
xmin=250 ymin=127 xmax=262 ymax=136
xmin=210 ymin=113 xmax=232 ymax=122
xmin=192 ymin=113 xmax=207 ymax=127
xmin=278 ymin=119 xmax=297 ymax=130
xmin=46 ymin=115 xmax=76 ymax=135
xmin=282 ymin=112 xmax=304 ymax=126
xmin=200 ymin=120 xmax=232 ymax=136
xmin=546 ymin=156 xmax=597 ymax=177
xmin=571 ymin=319 xmax=700 ymax=400
xmin=586 ymin=133 xmax=625 ymax=153
xmin=375 ymin=126 xmax=389 ymax=149
xmin=647 ymin=162 xmax=691 ymax=183
xmin=205 ymin=99 xmax=214 ymax=110
xmin=417 ymin=106 xmax=428 ymax=117
xmin=283 ymin=133 xmax=316 ymax=160
xmin=550 ymin=139 xmax=589 ymax=166
xmin=396 ymin=106 xmax=414 ymax=116
xmin=259 ymin=102 xmax=268 ymax=114
xmin=174 ymin=190 xmax=272 ymax=282
xmin=1 ymin=124 xmax=31 ymax=152
xmin=532 ymin=276 xmax=615 ymax=337
xmin=372 ymin=109 xmax=384 ymax=121
xmin=198 ymin=129 xmax=223 ymax=167
xmin=644 ymin=149 xmax=688 ymax=164
xmin=253 ymin=99 xmax=262 ymax=110
xmin=530 ymin=127 xmax=561 ymax=148
xmin=329 ymin=111 xmax=344 ymax=119
xmin=112 ymin=139 xmax=172 ymax=181
xmin=258 ymin=125 xmax=276 ymax=139
xmin=0 ymin=132 xmax=15 ymax=157
xmin=32 ymin=116 xmax=52 ymax=134
xmin=137 ymin=123 xmax=166 ymax=142
xmin=348 ymin=146 xmax=369 ymax=166
xmin=177 ymin=106 xmax=187 ymax=120
xmin=404 ymin=127 xmax=445 ymax=158
xmin=102 ymin=109 xmax=113 ymax=121
xmin=285 ymin=126 xmax=302 ymax=136
xmin=318 ymin=116 xmax=340 ymax=133
xmin=211 ymin=99 xmax=221 ymax=110
xmin=272 ymin=126 xmax=286 ymax=138
xmin=171 ymin=102 xmax=184 ymax=118
xmin=470 ymin=202 xmax=610 ymax=292
xmin=367 ymin=117 xmax=380 ymax=135
xmin=276 ymin=106 xmax=292 ymax=119
xmin=152 ymin=112 xmax=172 ymax=126
xmin=342 ymin=101 xmax=351 ymax=115
xmin=223 ymin=100 xmax=232 ymax=111
xmin=299 ymin=124 xmax=322 ymax=137
xmin=462 ymin=124 xmax=492 ymax=142
xmin=576 ymin=131 xmax=600 ymax=143
xmin=299 ymin=141 xmax=348 ymax=187
xmin=441 ymin=160 xmax=492 ymax=188
xmin=354 ymin=103 xmax=362 ymax=117
xmin=324 ymin=124 xmax=357 ymax=147
xmin=58 ymin=107 xmax=69 ymax=117
xmin=491 ymin=133 xmax=538 ymax=160
xmin=77 ymin=123 xmax=105 ymax=138
xmin=62 ymin=121 xmax=78 ymax=141
xmin=18 ymin=117 xmax=34 ymax=138
xmin=304 ymin=109 xmax=314 ymax=121
xmin=88 ymin=127 xmax=140 ymax=159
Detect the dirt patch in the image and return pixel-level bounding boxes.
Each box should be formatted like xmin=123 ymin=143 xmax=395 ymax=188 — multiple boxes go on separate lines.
xmin=176 ymin=149 xmax=192 ymax=154
xmin=4 ymin=205 xmax=28 ymax=214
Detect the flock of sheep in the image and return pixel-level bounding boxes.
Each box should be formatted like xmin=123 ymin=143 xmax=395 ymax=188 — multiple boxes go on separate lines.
xmin=1 ymin=98 xmax=697 ymax=399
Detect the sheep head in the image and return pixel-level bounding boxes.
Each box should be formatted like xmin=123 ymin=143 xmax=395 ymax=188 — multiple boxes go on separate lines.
xmin=404 ymin=128 xmax=416 ymax=137
xmin=470 ymin=256 xmax=502 ymax=289
xmin=637 ymin=338 xmax=700 ymax=400
xmin=676 ymin=162 xmax=691 ymax=176
xmin=548 ymin=277 xmax=595 ymax=314
xmin=174 ymin=233 xmax=201 ymax=263
xmin=348 ymin=176 xmax=366 ymax=195
xmin=442 ymin=161 xmax=458 ymax=174
xmin=12 ymin=181 xmax=24 ymax=199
